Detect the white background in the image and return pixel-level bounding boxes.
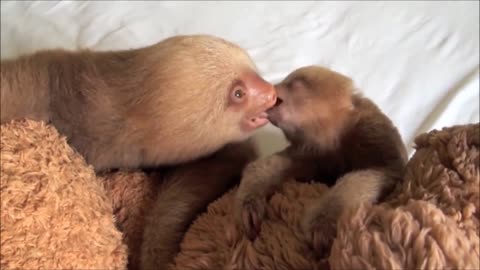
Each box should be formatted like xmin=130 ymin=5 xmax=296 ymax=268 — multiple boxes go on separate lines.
xmin=1 ymin=1 xmax=478 ymax=157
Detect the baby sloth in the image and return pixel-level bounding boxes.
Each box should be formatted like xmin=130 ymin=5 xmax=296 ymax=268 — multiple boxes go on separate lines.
xmin=235 ymin=65 xmax=408 ymax=255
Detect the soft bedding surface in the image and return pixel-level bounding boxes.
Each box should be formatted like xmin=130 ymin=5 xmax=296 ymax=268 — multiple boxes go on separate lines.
xmin=1 ymin=1 xmax=478 ymax=155
xmin=168 ymin=123 xmax=479 ymax=270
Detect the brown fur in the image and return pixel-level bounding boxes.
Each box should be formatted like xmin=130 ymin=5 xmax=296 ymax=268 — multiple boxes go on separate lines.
xmin=139 ymin=139 xmax=258 ymax=270
xmin=1 ymin=34 xmax=276 ymax=172
xmin=235 ymin=65 xmax=408 ymax=255
xmin=1 ymin=34 xmax=277 ymax=269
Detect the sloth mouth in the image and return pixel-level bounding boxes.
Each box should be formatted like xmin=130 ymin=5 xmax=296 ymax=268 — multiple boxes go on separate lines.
xmin=273 ymin=97 xmax=283 ymax=107
xmin=266 ymin=97 xmax=283 ymax=114
xmin=243 ymin=102 xmax=276 ymax=132
xmin=250 ymin=111 xmax=268 ymax=122
xmin=247 ymin=111 xmax=269 ymax=129
xmin=242 ymin=91 xmax=278 ymax=132
xmin=265 ymin=97 xmax=283 ymax=127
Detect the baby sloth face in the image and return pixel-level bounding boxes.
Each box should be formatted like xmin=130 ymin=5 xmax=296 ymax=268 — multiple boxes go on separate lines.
xmin=266 ymin=66 xmax=354 ymax=140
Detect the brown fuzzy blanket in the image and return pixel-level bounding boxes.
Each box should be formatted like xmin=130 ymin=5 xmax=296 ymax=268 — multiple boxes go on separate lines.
xmin=169 ymin=123 xmax=480 ymax=270
xmin=1 ymin=120 xmax=479 ymax=269
xmin=0 ymin=121 xmax=127 ymax=269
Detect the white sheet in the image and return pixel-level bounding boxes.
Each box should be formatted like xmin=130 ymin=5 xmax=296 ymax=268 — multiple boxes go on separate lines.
xmin=1 ymin=1 xmax=478 ymax=157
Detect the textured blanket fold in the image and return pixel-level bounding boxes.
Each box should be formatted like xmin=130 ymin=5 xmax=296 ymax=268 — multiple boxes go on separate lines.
xmin=1 ymin=120 xmax=478 ymax=270
xmin=169 ymin=123 xmax=479 ymax=270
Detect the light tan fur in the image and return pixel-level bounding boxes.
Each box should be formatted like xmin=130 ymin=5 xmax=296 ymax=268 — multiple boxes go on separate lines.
xmin=1 ymin=34 xmax=277 ymax=269
xmin=1 ymin=34 xmax=276 ymax=171
xmin=235 ymin=65 xmax=408 ymax=255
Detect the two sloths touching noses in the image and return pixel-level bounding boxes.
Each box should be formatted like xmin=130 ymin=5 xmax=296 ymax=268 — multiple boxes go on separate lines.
xmin=0 ymin=34 xmax=407 ymax=267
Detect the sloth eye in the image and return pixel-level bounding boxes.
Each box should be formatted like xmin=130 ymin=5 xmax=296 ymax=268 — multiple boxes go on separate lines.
xmin=234 ymin=89 xmax=245 ymax=98
xmin=231 ymin=87 xmax=246 ymax=103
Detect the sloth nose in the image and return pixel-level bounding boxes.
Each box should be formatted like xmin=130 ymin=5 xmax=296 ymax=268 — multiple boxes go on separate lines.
xmin=264 ymin=85 xmax=277 ymax=107
xmin=254 ymin=76 xmax=277 ymax=108
xmin=242 ymin=71 xmax=277 ymax=108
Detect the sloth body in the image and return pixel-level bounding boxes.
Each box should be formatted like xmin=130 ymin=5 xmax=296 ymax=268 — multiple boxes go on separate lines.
xmin=1 ymin=35 xmax=278 ymax=269
xmin=235 ymin=65 xmax=408 ymax=255
xmin=1 ymin=35 xmax=277 ymax=172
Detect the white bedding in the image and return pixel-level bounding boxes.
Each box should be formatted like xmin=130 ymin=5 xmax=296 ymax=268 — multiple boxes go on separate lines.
xmin=1 ymin=1 xmax=478 ymax=157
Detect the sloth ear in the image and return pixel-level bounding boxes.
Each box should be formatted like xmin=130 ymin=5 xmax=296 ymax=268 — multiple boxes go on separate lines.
xmin=288 ymin=77 xmax=309 ymax=91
